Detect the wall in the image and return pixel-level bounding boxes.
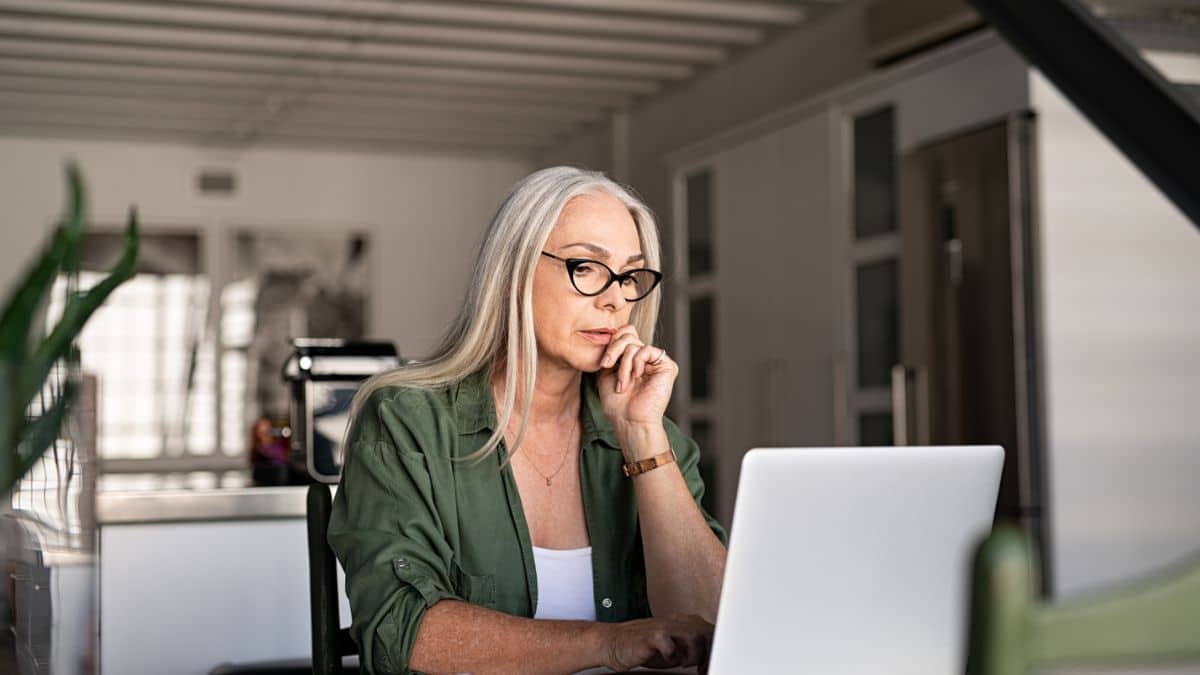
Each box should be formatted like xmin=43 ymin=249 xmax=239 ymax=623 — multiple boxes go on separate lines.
xmin=704 ymin=111 xmax=839 ymax=523
xmin=0 ymin=136 xmax=531 ymax=358
xmin=1032 ymin=69 xmax=1200 ymax=599
xmin=661 ymin=32 xmax=1030 ymax=526
xmin=539 ymin=0 xmax=875 ymax=261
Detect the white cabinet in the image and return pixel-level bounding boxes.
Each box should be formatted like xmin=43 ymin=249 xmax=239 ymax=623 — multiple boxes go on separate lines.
xmin=98 ymin=488 xmax=350 ymax=675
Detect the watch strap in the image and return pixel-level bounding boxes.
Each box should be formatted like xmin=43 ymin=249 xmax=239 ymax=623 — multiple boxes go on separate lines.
xmin=622 ymin=448 xmax=676 ymax=478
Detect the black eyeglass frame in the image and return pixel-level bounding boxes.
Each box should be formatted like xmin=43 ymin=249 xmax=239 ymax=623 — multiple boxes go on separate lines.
xmin=539 ymin=251 xmax=663 ymax=302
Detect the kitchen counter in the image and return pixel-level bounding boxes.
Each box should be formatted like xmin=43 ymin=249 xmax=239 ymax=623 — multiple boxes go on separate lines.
xmin=96 ymin=485 xmax=316 ymax=524
xmin=96 ymin=482 xmax=348 ymax=674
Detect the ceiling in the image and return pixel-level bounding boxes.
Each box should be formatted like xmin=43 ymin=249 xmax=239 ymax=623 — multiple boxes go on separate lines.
xmin=0 ymin=0 xmax=836 ymax=156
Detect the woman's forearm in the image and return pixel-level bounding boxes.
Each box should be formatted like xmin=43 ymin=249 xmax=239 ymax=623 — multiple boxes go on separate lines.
xmin=409 ymin=600 xmax=604 ymax=675
xmin=618 ymin=424 xmax=727 ymax=622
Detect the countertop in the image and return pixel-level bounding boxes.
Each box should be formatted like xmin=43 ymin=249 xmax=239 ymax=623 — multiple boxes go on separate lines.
xmin=96 ymin=485 xmax=326 ymax=525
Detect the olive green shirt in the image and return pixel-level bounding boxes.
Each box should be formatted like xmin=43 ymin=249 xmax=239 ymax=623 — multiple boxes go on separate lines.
xmin=328 ymin=368 xmax=726 ymax=674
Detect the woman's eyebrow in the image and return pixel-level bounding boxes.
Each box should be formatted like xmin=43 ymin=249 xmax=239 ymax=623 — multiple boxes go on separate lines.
xmin=561 ymin=242 xmax=645 ymax=263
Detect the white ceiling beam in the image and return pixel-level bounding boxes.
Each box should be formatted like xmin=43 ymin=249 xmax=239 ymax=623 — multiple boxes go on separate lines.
xmin=0 ymin=58 xmax=634 ymax=107
xmin=0 ymin=87 xmax=593 ymax=134
xmin=0 ymin=73 xmax=604 ymax=122
xmin=468 ymin=0 xmax=805 ymax=25
xmin=0 ymin=38 xmax=662 ymax=94
xmin=0 ymin=15 xmax=692 ymax=80
xmin=12 ymin=0 xmax=727 ymax=64
xmin=135 ymin=0 xmax=765 ymax=44
xmin=0 ymin=106 xmax=557 ymax=144
xmin=259 ymin=129 xmax=547 ymax=153
xmin=279 ymin=111 xmax=565 ymax=138
xmin=0 ymin=119 xmax=545 ymax=154
xmin=0 ymin=93 xmax=572 ymax=139
xmin=268 ymin=121 xmax=556 ymax=146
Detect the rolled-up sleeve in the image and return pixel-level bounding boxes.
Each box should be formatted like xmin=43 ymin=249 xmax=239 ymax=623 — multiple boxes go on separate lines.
xmin=328 ymin=390 xmax=459 ymax=674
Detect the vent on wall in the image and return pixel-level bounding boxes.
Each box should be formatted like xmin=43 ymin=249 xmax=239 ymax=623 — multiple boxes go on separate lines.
xmin=866 ymin=0 xmax=984 ymax=65
xmin=197 ymin=169 xmax=237 ymax=197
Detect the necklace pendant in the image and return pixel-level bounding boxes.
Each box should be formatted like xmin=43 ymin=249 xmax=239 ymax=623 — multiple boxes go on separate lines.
xmin=545 ymin=477 xmax=552 ymax=487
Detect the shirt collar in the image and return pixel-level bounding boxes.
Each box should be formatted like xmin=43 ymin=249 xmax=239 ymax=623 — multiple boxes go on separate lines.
xmin=453 ymin=367 xmax=621 ymax=451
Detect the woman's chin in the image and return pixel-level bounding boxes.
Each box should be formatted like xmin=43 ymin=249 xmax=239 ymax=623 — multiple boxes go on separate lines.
xmin=573 ymin=354 xmax=604 ymax=374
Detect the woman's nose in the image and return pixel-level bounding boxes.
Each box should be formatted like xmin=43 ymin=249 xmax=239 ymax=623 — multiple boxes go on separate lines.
xmin=596 ymin=280 xmax=627 ymax=311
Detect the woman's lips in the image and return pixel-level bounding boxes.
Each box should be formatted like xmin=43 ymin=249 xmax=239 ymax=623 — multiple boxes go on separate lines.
xmin=579 ymin=330 xmax=613 ymax=345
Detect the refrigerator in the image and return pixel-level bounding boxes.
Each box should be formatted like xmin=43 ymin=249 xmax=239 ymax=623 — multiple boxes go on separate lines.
xmin=895 ymin=113 xmax=1052 ymax=593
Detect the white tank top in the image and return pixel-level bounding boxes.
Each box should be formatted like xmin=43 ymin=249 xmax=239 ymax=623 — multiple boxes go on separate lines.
xmin=531 ymin=546 xmax=597 ymax=622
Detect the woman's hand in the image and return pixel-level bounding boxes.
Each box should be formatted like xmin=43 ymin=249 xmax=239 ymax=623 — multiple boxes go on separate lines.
xmin=597 ymin=324 xmax=678 ymax=434
xmin=589 ymin=615 xmax=713 ymax=673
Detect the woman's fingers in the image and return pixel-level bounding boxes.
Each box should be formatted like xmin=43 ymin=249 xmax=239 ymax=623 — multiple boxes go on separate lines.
xmin=603 ymin=616 xmax=714 ymax=671
xmin=598 ymin=325 xmax=673 ymax=393
xmin=600 ymin=327 xmax=640 ymax=368
xmin=652 ymin=631 xmax=677 ymax=664
xmin=632 ymin=346 xmax=666 ymax=382
xmin=617 ymin=344 xmax=646 ymax=393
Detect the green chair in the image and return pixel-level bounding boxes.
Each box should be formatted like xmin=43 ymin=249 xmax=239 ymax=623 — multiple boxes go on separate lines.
xmin=968 ymin=525 xmax=1200 ymax=675
xmin=307 ymin=483 xmax=360 ymax=675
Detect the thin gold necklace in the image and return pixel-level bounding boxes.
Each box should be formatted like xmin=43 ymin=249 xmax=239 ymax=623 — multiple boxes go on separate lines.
xmin=521 ymin=415 xmax=578 ymax=487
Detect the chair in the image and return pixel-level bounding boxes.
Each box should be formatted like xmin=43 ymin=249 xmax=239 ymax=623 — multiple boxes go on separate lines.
xmin=307 ymin=483 xmax=360 ymax=675
xmin=967 ymin=525 xmax=1200 ymax=675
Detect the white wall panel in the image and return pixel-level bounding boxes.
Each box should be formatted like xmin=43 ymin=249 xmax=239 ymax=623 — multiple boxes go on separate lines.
xmin=1032 ymin=71 xmax=1200 ymax=599
xmin=709 ymin=111 xmax=838 ymax=523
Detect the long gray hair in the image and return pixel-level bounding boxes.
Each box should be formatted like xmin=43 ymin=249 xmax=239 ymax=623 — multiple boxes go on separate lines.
xmin=350 ymin=166 xmax=662 ymax=462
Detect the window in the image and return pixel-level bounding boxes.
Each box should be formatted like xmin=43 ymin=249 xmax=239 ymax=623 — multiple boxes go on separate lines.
xmin=848 ymin=106 xmax=900 ymax=445
xmin=854 ymin=107 xmax=897 ymax=239
xmin=47 ymin=227 xmax=371 ymax=472
xmin=674 ymin=167 xmax=719 ymax=512
xmin=686 ymin=171 xmax=714 ymax=276
xmin=48 ymin=232 xmax=214 ymax=461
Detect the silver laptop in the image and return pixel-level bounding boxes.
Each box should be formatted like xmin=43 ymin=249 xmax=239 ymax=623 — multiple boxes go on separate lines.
xmin=708 ymin=445 xmax=1004 ymax=674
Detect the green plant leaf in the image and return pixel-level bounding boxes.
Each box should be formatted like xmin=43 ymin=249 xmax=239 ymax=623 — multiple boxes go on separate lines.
xmin=17 ymin=209 xmax=139 ymax=422
xmin=0 ymin=163 xmax=88 ymax=359
xmin=0 ymin=359 xmax=13 ymax=461
xmin=4 ymin=382 xmax=77 ymax=495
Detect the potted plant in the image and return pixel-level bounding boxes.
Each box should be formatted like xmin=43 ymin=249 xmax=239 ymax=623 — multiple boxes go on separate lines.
xmin=0 ymin=163 xmax=139 ymax=496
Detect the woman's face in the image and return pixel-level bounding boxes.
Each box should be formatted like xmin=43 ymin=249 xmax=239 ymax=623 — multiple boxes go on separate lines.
xmin=532 ymin=191 xmax=644 ymax=374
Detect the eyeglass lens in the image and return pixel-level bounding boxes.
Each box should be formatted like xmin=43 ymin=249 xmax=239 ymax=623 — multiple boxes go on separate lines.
xmin=569 ymin=260 xmax=658 ymax=300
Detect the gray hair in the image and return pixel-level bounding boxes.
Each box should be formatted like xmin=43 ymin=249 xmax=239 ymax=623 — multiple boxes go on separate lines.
xmin=350 ymin=166 xmax=662 ymax=463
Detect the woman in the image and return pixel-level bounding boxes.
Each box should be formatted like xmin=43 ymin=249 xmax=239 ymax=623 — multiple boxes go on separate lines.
xmin=329 ymin=166 xmax=727 ymax=674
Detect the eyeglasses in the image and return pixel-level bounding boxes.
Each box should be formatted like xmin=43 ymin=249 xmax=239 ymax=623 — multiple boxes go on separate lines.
xmin=540 ymin=251 xmax=662 ymax=302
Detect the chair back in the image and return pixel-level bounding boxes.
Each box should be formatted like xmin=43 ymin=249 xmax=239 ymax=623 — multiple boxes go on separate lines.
xmin=307 ymin=483 xmax=357 ymax=675
xmin=969 ymin=525 xmax=1200 ymax=675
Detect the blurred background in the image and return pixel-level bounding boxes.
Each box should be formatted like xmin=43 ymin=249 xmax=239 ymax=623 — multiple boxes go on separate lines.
xmin=0 ymin=0 xmax=1197 ymax=673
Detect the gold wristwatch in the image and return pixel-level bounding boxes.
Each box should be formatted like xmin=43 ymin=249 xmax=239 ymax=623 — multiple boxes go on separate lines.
xmin=622 ymin=448 xmax=677 ymax=478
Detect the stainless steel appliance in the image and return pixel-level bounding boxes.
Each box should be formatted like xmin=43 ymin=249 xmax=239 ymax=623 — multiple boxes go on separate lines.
xmin=283 ymin=339 xmax=400 ymax=483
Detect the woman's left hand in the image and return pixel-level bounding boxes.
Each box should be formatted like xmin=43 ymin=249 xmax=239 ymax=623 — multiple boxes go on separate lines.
xmin=597 ymin=324 xmax=678 ymax=433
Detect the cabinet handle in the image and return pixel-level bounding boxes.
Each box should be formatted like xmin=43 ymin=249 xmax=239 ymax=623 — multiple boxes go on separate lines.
xmin=891 ymin=365 xmax=909 ymax=446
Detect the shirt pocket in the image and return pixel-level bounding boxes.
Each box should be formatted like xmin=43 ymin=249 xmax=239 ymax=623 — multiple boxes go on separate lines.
xmin=451 ymin=560 xmax=497 ymax=610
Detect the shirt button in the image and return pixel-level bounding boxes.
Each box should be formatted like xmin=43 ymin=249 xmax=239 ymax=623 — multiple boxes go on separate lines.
xmin=395 ymin=558 xmax=409 ymax=569
xmin=601 ymin=597 xmax=613 ymax=609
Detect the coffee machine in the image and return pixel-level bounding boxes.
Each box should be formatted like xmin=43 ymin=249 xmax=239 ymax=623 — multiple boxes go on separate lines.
xmin=282 ymin=338 xmax=400 ymax=483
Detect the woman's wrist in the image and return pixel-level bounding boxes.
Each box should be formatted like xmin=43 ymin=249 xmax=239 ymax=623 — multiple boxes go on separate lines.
xmin=582 ymin=621 xmax=615 ymax=669
xmin=614 ymin=421 xmax=669 ymax=462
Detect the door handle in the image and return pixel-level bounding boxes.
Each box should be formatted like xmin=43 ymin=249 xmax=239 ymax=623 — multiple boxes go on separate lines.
xmin=892 ymin=365 xmax=910 ymax=446
xmin=891 ymin=365 xmax=930 ymax=446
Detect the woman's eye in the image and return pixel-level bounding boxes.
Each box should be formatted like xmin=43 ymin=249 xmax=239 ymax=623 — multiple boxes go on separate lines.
xmin=572 ymin=263 xmax=597 ymax=276
xmin=619 ymin=276 xmax=637 ymax=287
